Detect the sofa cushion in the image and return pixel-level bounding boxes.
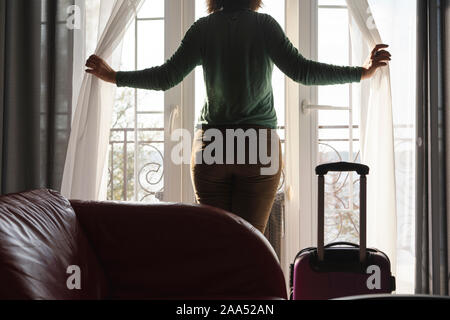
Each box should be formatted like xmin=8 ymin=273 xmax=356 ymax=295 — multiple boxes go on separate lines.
xmin=0 ymin=189 xmax=107 ymax=299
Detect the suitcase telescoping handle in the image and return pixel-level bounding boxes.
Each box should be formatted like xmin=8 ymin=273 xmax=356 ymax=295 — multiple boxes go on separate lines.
xmin=316 ymin=162 xmax=369 ymax=263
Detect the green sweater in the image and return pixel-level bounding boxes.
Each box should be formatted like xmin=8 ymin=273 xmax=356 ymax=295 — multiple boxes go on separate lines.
xmin=116 ymin=8 xmax=363 ymax=129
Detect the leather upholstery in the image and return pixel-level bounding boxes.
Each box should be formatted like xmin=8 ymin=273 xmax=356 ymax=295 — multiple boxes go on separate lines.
xmin=0 ymin=189 xmax=107 ymax=299
xmin=0 ymin=189 xmax=287 ymax=300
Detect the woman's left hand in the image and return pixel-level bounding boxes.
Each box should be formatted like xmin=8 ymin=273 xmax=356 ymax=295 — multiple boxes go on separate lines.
xmin=361 ymin=44 xmax=391 ymax=80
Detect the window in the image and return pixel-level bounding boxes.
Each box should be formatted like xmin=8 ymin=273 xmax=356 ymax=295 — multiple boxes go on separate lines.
xmin=107 ymin=0 xmax=165 ymax=202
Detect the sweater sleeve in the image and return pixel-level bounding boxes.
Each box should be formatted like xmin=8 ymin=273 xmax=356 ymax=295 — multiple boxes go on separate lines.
xmin=262 ymin=14 xmax=363 ymax=86
xmin=116 ymin=18 xmax=203 ymax=91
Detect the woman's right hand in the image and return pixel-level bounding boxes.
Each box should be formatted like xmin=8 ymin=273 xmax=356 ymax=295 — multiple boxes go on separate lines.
xmin=85 ymin=55 xmax=117 ymax=84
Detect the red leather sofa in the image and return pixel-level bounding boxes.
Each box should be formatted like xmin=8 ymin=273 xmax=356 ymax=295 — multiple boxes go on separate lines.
xmin=0 ymin=189 xmax=287 ymax=300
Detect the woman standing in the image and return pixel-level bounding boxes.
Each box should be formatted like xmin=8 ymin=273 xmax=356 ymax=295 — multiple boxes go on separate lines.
xmin=85 ymin=0 xmax=390 ymax=233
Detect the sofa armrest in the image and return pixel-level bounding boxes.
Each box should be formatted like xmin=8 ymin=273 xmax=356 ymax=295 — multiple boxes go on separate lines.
xmin=70 ymin=200 xmax=287 ymax=300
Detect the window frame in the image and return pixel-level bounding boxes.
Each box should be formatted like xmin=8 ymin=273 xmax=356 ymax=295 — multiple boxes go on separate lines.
xmin=285 ymin=0 xmax=320 ymax=274
xmin=164 ymin=0 xmax=196 ymax=203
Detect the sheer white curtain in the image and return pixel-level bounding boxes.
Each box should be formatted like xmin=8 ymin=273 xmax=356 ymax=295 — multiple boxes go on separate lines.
xmin=368 ymin=0 xmax=417 ymax=294
xmin=345 ymin=0 xmax=397 ymax=275
xmin=62 ymin=0 xmax=144 ymax=200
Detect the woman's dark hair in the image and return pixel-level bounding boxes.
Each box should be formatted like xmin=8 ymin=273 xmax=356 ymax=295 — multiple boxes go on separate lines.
xmin=207 ymin=0 xmax=263 ymax=13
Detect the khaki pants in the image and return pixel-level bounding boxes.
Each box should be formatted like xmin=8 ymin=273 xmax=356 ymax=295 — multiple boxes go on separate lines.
xmin=190 ymin=125 xmax=282 ymax=233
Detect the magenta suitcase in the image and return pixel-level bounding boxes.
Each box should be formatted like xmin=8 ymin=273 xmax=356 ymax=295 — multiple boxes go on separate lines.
xmin=290 ymin=162 xmax=396 ymax=300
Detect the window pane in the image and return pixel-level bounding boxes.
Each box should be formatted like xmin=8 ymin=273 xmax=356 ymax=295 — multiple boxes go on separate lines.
xmin=137 ymin=20 xmax=164 ymax=69
xmin=319 ymin=128 xmax=350 ymax=141
xmin=137 ymin=89 xmax=164 ymax=112
xmin=113 ymin=88 xmax=135 ymax=129
xmin=317 ymin=7 xmax=349 ymax=108
xmin=318 ymin=85 xmax=350 ymax=109
xmin=318 ymin=109 xmax=349 ymax=126
xmin=137 ymin=113 xmax=164 ymax=129
xmin=318 ymin=8 xmax=348 ymax=65
xmin=317 ymin=5 xmax=358 ymax=245
xmin=138 ymin=0 xmax=164 ymax=19
xmin=108 ymin=142 xmax=135 ymax=201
